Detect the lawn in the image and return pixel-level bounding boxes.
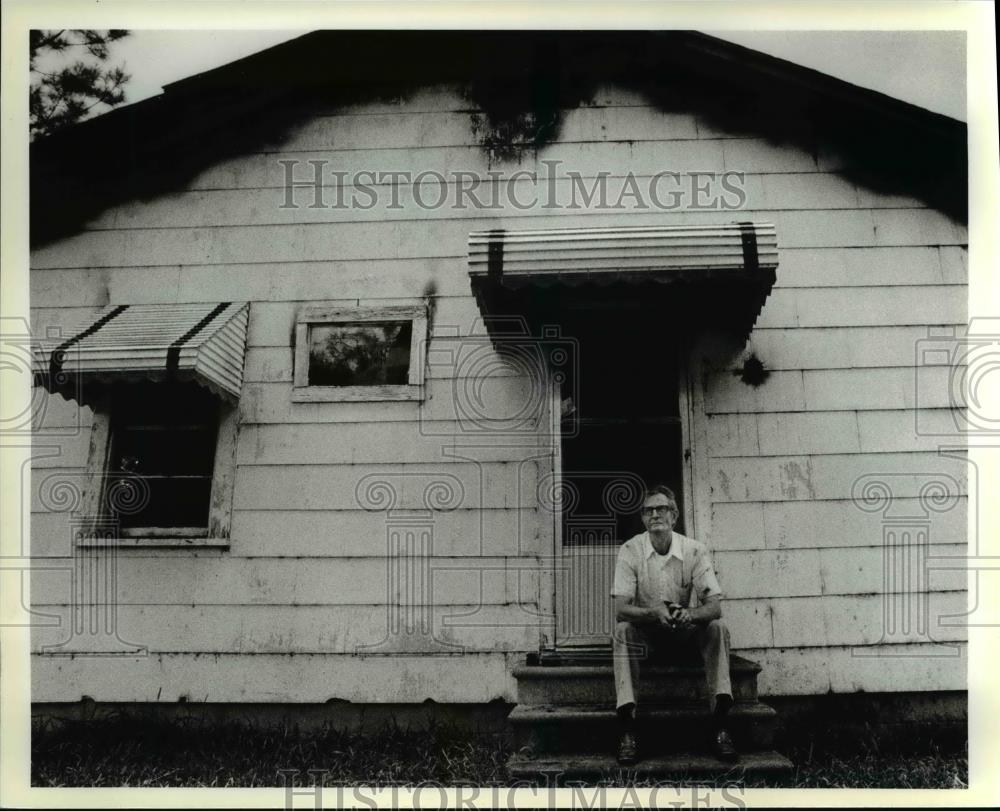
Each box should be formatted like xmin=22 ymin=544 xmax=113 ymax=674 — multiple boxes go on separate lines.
xmin=31 ymin=714 xmax=968 ymax=789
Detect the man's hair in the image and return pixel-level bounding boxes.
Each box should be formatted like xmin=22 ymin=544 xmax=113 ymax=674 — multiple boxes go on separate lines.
xmin=642 ymin=483 xmax=678 ymax=511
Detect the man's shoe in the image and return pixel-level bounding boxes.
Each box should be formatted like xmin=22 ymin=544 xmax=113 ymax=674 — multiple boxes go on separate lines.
xmin=617 ymin=731 xmax=640 ymax=766
xmin=713 ymin=729 xmax=738 ymax=762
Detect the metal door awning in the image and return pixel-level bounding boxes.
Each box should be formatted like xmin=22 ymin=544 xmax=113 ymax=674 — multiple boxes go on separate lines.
xmin=34 ymin=302 xmax=250 ymax=403
xmin=468 ymin=222 xmax=778 ymax=341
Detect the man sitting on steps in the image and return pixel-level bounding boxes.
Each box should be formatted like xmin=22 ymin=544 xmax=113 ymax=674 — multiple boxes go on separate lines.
xmin=611 ymin=484 xmax=737 ymax=766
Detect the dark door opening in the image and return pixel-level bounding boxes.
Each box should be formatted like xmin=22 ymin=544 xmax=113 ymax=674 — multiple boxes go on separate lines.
xmin=554 ymin=300 xmax=687 ymax=645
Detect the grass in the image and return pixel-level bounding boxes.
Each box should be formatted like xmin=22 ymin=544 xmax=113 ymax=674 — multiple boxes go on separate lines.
xmin=31 ymin=713 xmax=967 ymax=789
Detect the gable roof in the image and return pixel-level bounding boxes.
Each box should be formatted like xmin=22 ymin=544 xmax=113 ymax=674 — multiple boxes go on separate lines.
xmin=30 ymin=30 xmax=967 ymax=246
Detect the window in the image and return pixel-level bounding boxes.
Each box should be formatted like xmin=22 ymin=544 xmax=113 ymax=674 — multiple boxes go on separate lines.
xmin=79 ymin=381 xmax=239 ymax=547
xmin=293 ymin=305 xmax=428 ymax=402
xmin=106 ymin=382 xmax=219 ymax=533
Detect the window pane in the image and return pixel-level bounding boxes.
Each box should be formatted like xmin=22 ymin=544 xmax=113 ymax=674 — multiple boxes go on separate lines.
xmin=108 ymin=382 xmax=219 ymax=530
xmin=308 ymin=321 xmax=412 ymax=386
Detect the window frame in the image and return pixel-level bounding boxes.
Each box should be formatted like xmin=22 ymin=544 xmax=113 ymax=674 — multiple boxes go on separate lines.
xmin=76 ymin=387 xmax=239 ymax=549
xmin=292 ymin=304 xmax=428 ymax=403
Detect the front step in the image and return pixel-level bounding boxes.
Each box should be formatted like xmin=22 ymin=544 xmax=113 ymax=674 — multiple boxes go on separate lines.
xmin=507 ymin=750 xmax=794 ymax=783
xmin=507 ymin=653 xmax=791 ymax=782
xmin=513 ymin=655 xmax=762 ymax=705
xmin=510 ymin=701 xmax=778 ymax=754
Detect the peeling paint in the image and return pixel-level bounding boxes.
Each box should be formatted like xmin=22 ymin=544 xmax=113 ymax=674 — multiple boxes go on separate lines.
xmin=780 ymin=459 xmax=817 ymax=500
xmin=717 ymin=470 xmax=733 ymax=501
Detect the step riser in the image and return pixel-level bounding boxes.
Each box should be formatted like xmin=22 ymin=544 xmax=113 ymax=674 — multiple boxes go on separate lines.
xmin=506 ymin=751 xmax=794 ymax=783
xmin=517 ymin=677 xmax=758 ymax=706
xmin=514 ymin=715 xmax=777 ymax=754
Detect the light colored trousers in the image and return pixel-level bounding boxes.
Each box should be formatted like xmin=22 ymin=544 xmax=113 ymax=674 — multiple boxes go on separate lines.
xmin=613 ymin=619 xmax=732 ymax=713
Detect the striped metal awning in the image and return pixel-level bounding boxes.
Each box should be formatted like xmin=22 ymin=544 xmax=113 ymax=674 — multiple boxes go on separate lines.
xmin=467 ymin=222 xmax=778 ymax=342
xmin=34 ymin=302 xmax=249 ymax=403
xmin=469 ymin=222 xmax=778 ymax=285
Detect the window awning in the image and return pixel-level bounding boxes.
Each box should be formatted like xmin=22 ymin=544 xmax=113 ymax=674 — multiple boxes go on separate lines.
xmin=34 ymin=302 xmax=249 ymax=404
xmin=468 ymin=222 xmax=778 ymax=342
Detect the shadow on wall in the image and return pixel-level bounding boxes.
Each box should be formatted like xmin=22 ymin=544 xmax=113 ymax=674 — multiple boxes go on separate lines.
xmin=31 ymin=31 xmax=967 ymax=247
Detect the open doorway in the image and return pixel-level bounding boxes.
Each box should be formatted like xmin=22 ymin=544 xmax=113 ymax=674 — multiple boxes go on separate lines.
xmin=554 ymin=299 xmax=687 ymax=647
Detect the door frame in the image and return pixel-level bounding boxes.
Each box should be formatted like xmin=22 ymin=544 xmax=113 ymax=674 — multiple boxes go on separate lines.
xmin=546 ymin=339 xmax=700 ymax=649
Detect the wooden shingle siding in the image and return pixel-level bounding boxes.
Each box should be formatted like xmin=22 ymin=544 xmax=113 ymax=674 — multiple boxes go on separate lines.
xmin=30 ymin=85 xmax=967 ymax=700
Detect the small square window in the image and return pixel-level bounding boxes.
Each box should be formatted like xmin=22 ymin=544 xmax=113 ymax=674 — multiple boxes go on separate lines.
xmin=293 ymin=305 xmax=427 ymax=402
xmin=308 ymin=321 xmax=413 ymax=386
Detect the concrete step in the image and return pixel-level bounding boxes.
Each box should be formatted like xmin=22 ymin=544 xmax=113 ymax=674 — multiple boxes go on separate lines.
xmin=506 ymin=750 xmax=794 ymax=783
xmin=510 ymin=701 xmax=778 ymax=754
xmin=513 ymin=655 xmax=762 ymax=705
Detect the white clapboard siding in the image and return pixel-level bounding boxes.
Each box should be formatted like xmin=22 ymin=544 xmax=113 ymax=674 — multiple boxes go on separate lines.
xmin=237 ymin=380 xmax=555 ymax=426
xmin=30 ymin=461 xmax=541 ymax=514
xmin=704 ymin=366 xmax=955 ymax=413
xmin=27 ymin=431 xmax=91 ymax=468
xmin=767 ymin=591 xmax=967 ymax=648
xmin=232 ymin=461 xmax=538 ymax=512
xmin=775 ymin=245 xmax=966 ymax=288
xmin=82 ymin=172 xmax=951 ymax=233
xmin=30 ymin=206 xmax=967 ymax=271
xmin=754 ymin=285 xmax=965 ymax=329
xmin=29 ymin=85 xmax=969 ymax=699
xmin=234 ymin=423 xmax=542 ymax=466
xmin=255 ymin=105 xmax=703 ymax=153
xmin=31 ymin=652 xmax=518 ymax=703
xmin=707 ymin=451 xmax=967 ymax=504
xmin=30 ymin=555 xmax=541 ymax=606
xmin=30 ymin=603 xmax=543 ymax=654
xmin=552 ymin=573 xmax=965 ymax=651
xmin=712 ymin=543 xmax=967 ymax=599
xmin=30 ymin=507 xmax=539 ymax=558
xmin=744 ymin=643 xmax=966 ymax=696
xmin=746 ymin=324 xmax=966 ymax=370
xmin=30 ymin=392 xmax=94 ymax=432
xmin=30 ymin=260 xmax=471 ymax=307
xmin=706 ymin=409 xmax=963 ymax=457
xmin=710 ymin=498 xmax=967 ymax=552
xmin=721 ymin=592 xmax=967 ymax=649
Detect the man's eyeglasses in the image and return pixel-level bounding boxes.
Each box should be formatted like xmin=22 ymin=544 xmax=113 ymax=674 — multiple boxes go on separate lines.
xmin=641 ymin=505 xmax=674 ymax=516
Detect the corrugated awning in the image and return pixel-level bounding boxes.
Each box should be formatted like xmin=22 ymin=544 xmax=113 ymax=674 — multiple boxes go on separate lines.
xmin=470 ymin=222 xmax=778 ymax=284
xmin=468 ymin=222 xmax=778 ymax=342
xmin=34 ymin=302 xmax=249 ymax=403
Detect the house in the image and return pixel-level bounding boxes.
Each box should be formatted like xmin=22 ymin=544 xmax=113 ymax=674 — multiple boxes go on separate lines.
xmin=28 ymin=31 xmax=967 ymax=757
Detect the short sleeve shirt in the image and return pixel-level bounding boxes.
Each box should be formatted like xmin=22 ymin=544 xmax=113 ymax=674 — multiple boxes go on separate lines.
xmin=611 ymin=531 xmax=723 ymax=608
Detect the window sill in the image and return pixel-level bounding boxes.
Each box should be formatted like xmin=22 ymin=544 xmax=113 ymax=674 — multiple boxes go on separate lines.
xmin=291 ymin=385 xmax=424 ymax=403
xmin=74 ymin=535 xmax=230 ymax=550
